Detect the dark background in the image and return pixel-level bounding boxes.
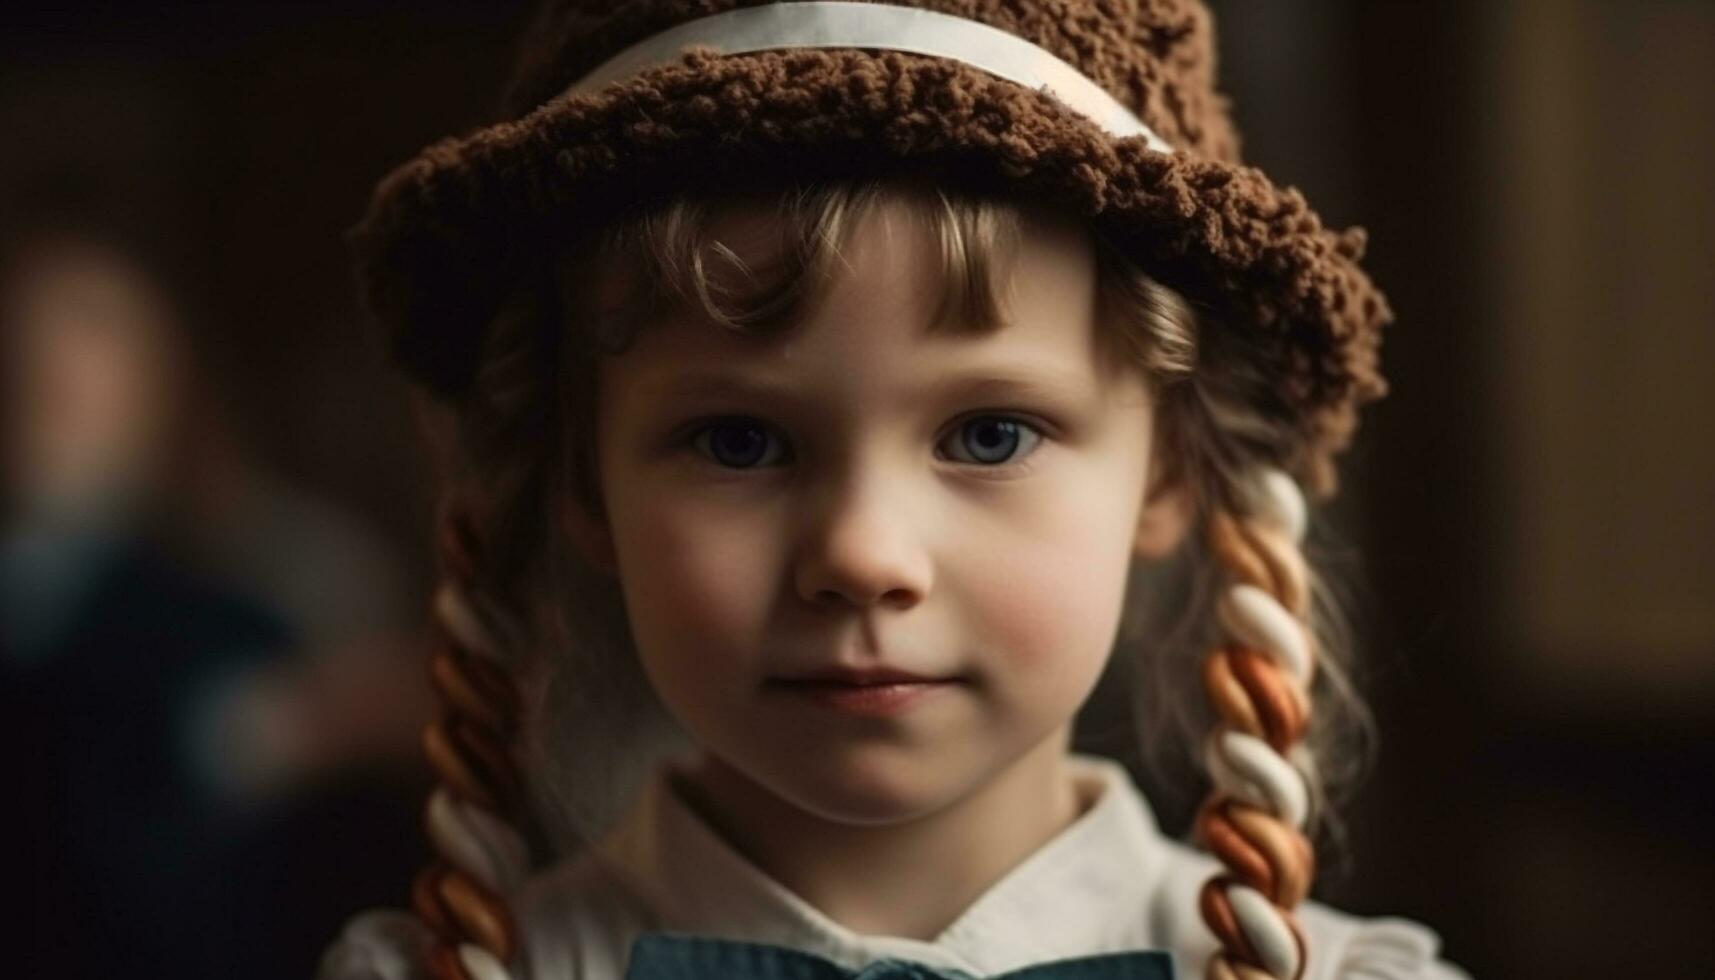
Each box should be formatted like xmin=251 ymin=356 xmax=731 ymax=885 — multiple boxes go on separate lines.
xmin=5 ymin=2 xmax=1711 ymax=978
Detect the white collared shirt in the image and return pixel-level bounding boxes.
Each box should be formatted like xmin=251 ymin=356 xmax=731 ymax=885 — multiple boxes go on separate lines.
xmin=321 ymin=754 xmax=1471 ymax=980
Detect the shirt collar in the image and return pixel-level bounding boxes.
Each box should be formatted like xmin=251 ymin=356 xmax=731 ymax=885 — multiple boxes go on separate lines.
xmin=592 ymin=753 xmax=1171 ymax=976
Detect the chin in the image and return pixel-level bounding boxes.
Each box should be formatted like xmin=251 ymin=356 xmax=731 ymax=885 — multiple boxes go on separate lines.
xmin=751 ymin=742 xmax=984 ymax=827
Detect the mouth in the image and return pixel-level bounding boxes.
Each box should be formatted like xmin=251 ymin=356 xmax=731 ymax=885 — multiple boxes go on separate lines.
xmin=764 ymin=666 xmax=965 ymax=716
xmin=774 ymin=665 xmax=956 ymax=686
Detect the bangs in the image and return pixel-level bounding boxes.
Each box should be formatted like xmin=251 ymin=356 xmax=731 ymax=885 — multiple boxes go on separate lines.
xmin=563 ymin=181 xmax=1026 ymax=353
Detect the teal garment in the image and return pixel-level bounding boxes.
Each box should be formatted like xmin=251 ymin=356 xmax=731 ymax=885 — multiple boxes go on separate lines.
xmin=625 ymin=934 xmax=1176 ymax=980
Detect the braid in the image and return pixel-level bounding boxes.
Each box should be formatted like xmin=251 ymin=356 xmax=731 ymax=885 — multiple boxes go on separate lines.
xmin=1090 ymin=234 xmax=1374 ymax=977
xmin=1193 ymin=468 xmax=1318 ymax=980
xmin=413 ymin=499 xmax=535 ymax=980
xmin=403 ymin=272 xmax=565 ymax=980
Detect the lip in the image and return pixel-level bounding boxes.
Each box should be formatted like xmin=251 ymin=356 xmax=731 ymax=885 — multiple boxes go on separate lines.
xmin=765 ymin=665 xmax=963 ymax=717
xmin=767 ymin=677 xmax=958 ymax=716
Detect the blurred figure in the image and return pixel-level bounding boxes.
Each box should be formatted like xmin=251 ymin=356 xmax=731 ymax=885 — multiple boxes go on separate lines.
xmin=1 ymin=218 xmax=293 ymax=976
xmin=2 ymin=176 xmax=430 ymax=977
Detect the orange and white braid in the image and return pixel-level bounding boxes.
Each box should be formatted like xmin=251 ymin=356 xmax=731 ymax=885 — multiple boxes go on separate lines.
xmin=413 ymin=506 xmax=534 ymax=980
xmin=1195 ymin=467 xmax=1318 ymax=980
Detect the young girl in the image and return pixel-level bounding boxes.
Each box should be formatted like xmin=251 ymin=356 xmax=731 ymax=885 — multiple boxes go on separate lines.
xmin=319 ymin=2 xmax=1468 ymax=978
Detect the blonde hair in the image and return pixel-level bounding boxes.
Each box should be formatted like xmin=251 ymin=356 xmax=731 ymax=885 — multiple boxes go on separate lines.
xmin=413 ymin=179 xmax=1376 ymax=974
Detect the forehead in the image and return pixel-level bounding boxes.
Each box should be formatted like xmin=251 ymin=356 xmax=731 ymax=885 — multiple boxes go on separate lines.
xmin=598 ymin=197 xmax=1123 ymax=406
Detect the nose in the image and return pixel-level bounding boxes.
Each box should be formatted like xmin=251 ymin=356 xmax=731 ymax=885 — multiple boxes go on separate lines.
xmin=793 ymin=471 xmax=933 ymax=611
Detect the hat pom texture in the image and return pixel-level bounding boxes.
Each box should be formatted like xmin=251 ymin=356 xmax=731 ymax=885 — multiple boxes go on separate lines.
xmin=352 ymin=0 xmax=1390 ymax=498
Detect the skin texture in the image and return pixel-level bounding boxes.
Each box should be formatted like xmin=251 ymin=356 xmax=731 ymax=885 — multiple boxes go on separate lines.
xmin=566 ymin=197 xmax=1190 ymax=939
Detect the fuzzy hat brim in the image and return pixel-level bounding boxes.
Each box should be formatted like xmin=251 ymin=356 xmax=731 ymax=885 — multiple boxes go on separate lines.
xmin=352 ymin=46 xmax=1389 ymax=499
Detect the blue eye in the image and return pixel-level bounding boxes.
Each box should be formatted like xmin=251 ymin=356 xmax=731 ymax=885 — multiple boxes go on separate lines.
xmin=691 ymin=419 xmax=788 ymax=468
xmin=687 ymin=415 xmax=1044 ymax=470
xmin=941 ymin=416 xmax=1043 ymax=466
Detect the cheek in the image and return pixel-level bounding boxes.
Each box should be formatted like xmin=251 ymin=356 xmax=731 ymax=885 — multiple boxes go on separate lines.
xmin=606 ymin=485 xmax=780 ymax=681
xmin=955 ymin=473 xmax=1138 ymax=683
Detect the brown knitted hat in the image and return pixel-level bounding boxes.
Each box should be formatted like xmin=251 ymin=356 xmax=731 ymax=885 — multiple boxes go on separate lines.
xmin=353 ymin=0 xmax=1390 ymax=499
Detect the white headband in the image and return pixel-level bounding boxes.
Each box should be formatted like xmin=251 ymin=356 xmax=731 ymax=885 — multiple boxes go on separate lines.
xmin=565 ymin=1 xmax=1175 ymax=153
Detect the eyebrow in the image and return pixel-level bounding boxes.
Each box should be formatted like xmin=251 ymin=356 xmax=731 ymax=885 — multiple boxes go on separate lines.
xmin=652 ymin=367 xmax=1091 ymax=407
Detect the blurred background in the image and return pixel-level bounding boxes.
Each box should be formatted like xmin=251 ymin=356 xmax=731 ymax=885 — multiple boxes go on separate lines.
xmin=3 ymin=1 xmax=1709 ymax=978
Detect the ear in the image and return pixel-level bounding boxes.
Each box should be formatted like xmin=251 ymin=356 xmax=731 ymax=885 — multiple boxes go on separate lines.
xmin=1133 ymin=467 xmax=1193 ymax=560
xmin=560 ymin=498 xmax=619 ymax=577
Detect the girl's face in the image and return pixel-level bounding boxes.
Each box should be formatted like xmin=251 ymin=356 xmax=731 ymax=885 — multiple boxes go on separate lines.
xmin=574 ymin=197 xmax=1185 ymax=826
